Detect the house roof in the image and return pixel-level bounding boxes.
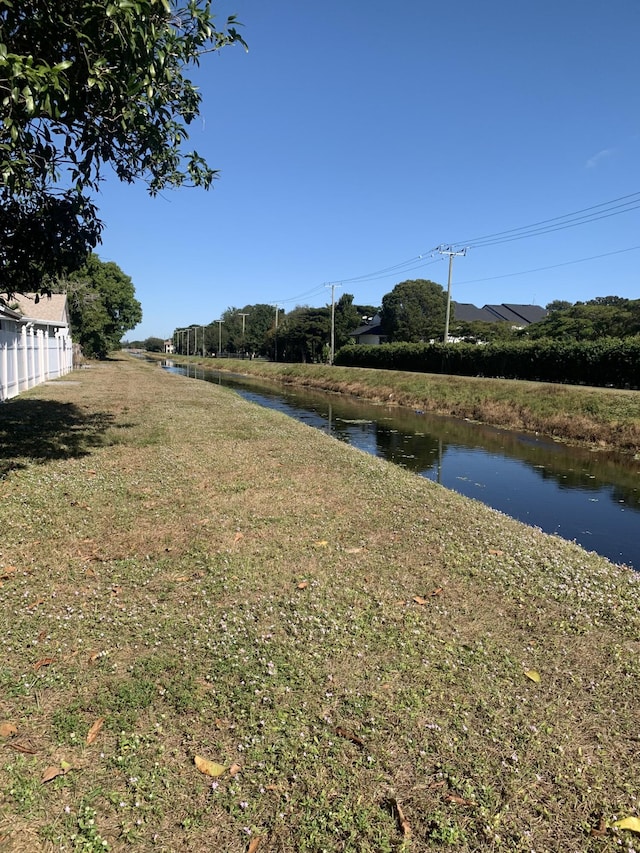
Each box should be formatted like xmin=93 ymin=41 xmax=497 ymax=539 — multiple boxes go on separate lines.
xmin=351 ymin=313 xmax=384 ymax=337
xmin=4 ymin=293 xmax=69 ymax=325
xmin=482 ymin=303 xmax=547 ymax=325
xmin=452 ymin=302 xmax=497 ymax=323
xmin=0 ymin=301 xmax=21 ymax=321
xmin=351 ymin=322 xmax=383 ymax=337
xmin=500 ymin=303 xmax=548 ymax=324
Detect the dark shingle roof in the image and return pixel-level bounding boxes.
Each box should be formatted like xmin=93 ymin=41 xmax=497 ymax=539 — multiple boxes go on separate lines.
xmin=452 ymin=302 xmax=497 ymax=323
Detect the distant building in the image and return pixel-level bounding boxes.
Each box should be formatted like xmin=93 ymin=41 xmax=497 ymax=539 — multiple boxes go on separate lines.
xmin=350 ymin=314 xmax=387 ymax=345
xmin=164 ymin=339 xmax=175 ymax=354
xmin=348 ymin=303 xmax=546 ymax=346
xmin=478 ymin=303 xmax=547 ymax=327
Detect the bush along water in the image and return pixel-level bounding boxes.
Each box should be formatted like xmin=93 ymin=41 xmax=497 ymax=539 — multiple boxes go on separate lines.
xmin=336 ymin=336 xmax=640 ymax=388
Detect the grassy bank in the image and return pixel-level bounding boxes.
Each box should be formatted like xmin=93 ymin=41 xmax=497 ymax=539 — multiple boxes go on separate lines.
xmin=160 ymin=355 xmax=640 ymax=455
xmin=1 ymin=354 xmax=639 ymax=852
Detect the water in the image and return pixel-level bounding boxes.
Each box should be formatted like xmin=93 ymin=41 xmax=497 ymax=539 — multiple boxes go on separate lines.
xmin=162 ymin=361 xmax=640 ymax=570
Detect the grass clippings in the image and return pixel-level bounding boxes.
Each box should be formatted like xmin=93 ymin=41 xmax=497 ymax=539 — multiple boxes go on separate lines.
xmin=0 ymin=354 xmax=639 ymax=852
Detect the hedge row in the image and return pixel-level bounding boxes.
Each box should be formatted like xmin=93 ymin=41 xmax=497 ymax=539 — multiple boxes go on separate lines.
xmin=335 ymin=337 xmax=640 ymax=388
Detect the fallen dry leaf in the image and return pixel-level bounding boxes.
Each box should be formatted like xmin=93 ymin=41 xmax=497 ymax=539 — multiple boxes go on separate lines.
xmin=344 ymin=547 xmax=362 ymax=554
xmin=41 ymin=765 xmax=64 ymax=783
xmin=33 ymin=657 xmax=55 ymax=671
xmin=391 ymin=798 xmax=411 ymax=838
xmin=7 ymin=741 xmax=37 ymax=754
xmin=413 ymin=596 xmax=427 ymax=606
xmin=86 ymin=718 xmax=105 ymax=745
xmin=297 ymin=580 xmax=309 ymax=589
xmin=233 ymin=532 xmax=244 ymax=545
xmin=247 ymin=838 xmax=263 ymax=853
xmin=229 ymin=762 xmax=242 ymax=777
xmin=445 ymin=793 xmax=475 ymax=806
xmin=590 ymin=816 xmax=607 ymax=837
xmin=313 ymin=540 xmax=328 ymax=548
xmin=524 ymin=669 xmax=541 ymax=684
xmin=0 ymin=566 xmax=16 ymax=579
xmin=335 ymin=726 xmax=364 ymax=747
xmin=27 ymin=598 xmax=44 ymax=610
xmin=194 ymin=755 xmax=226 ymax=777
xmin=488 ymin=548 xmax=504 ymax=556
xmin=431 ymin=587 xmax=443 ymax=596
xmin=87 ymin=651 xmax=100 ymax=665
xmin=0 ymin=722 xmax=18 ymax=738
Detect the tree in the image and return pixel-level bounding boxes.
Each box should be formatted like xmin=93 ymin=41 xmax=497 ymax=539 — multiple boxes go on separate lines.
xmin=380 ymin=279 xmax=446 ymax=343
xmin=0 ymin=0 xmax=246 ymax=294
xmin=278 ymin=306 xmax=330 ymax=363
xmin=525 ymin=296 xmax=640 ymax=341
xmin=61 ymin=253 xmax=142 ymax=358
xmin=333 ymin=293 xmax=361 ymax=349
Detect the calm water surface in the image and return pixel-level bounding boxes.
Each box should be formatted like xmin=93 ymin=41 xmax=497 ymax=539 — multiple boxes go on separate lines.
xmin=162 ymin=362 xmax=640 ymax=570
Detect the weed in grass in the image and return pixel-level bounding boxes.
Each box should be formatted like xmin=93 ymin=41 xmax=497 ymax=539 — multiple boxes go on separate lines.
xmin=5 ymin=756 xmax=42 ymax=814
xmin=71 ymin=804 xmax=110 ymax=851
xmin=52 ymin=704 xmax=86 ymax=745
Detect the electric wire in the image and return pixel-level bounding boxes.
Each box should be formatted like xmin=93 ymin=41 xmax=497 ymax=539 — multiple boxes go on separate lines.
xmin=456 ymin=244 xmax=640 ymax=286
xmin=446 ymin=192 xmax=640 ymax=250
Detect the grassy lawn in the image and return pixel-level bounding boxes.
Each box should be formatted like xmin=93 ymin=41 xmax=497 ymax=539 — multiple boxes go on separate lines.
xmin=0 ymin=354 xmax=639 ymax=852
xmin=164 ymin=356 xmax=640 ymax=455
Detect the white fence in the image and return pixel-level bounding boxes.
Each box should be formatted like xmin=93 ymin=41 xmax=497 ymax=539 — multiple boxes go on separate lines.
xmin=0 ymin=323 xmax=73 ymax=401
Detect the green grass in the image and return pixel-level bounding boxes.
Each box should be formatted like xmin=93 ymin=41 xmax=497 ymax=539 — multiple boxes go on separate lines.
xmin=0 ymin=354 xmax=639 ymax=851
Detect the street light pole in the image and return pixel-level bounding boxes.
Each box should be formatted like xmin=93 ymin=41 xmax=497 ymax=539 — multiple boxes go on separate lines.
xmin=273 ymin=304 xmax=279 ymax=362
xmin=238 ymin=312 xmax=249 ymax=358
xmin=326 ymin=283 xmax=342 ymax=365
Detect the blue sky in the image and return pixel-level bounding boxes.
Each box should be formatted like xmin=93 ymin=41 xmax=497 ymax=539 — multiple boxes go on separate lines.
xmin=95 ymin=0 xmax=639 ymax=341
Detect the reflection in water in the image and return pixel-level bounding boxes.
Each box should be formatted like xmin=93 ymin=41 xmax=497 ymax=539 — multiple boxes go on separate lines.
xmin=163 ymin=362 xmax=640 ymax=570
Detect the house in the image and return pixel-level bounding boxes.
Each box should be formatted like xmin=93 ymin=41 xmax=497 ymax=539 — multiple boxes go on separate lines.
xmin=480 ymin=303 xmax=547 ymax=327
xmin=164 ymin=339 xmax=175 ymax=354
xmin=0 ymin=293 xmax=73 ymax=400
xmin=451 ymin=303 xmax=498 ymax=323
xmin=348 ymin=303 xmax=547 ymax=347
xmin=7 ymin=292 xmax=71 ymax=330
xmin=350 ymin=314 xmax=388 ymax=345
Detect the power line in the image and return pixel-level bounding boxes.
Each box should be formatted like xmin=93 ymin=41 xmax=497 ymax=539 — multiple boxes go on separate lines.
xmin=456 ymin=244 xmax=640 ymax=285
xmin=447 ymin=192 xmax=640 ymax=250
xmin=193 ymin=191 xmax=640 ymax=327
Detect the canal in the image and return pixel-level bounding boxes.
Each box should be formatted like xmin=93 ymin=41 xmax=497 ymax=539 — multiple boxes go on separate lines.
xmin=162 ymin=361 xmax=640 ymax=571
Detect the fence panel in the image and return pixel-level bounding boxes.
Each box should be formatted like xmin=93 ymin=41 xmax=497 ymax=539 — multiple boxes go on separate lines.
xmin=0 ymin=325 xmax=73 ymax=401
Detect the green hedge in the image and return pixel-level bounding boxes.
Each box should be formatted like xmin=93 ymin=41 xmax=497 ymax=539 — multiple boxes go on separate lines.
xmin=335 ymin=337 xmax=640 ymax=388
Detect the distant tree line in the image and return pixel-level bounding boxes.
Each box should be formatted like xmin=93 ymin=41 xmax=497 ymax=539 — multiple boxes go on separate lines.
xmin=164 ymin=282 xmax=640 ymax=369
xmin=169 ymin=295 xmax=367 ymax=363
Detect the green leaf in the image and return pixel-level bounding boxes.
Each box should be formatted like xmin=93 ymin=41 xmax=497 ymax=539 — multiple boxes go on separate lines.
xmin=614 ymin=817 xmax=640 ymax=833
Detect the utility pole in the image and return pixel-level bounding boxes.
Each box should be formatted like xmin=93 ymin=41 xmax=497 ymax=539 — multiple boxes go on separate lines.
xmin=437 ymin=245 xmax=467 ymax=344
xmin=202 ymin=326 xmax=205 ymax=358
xmin=216 ymin=320 xmax=223 ymax=357
xmin=326 ymin=283 xmax=342 ymax=365
xmin=238 ymin=312 xmax=249 ymax=358
xmin=273 ymin=304 xmax=279 ymax=362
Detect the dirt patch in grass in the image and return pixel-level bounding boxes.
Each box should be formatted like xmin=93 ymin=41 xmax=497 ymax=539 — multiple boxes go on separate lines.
xmin=0 ymin=355 xmax=638 ymax=852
